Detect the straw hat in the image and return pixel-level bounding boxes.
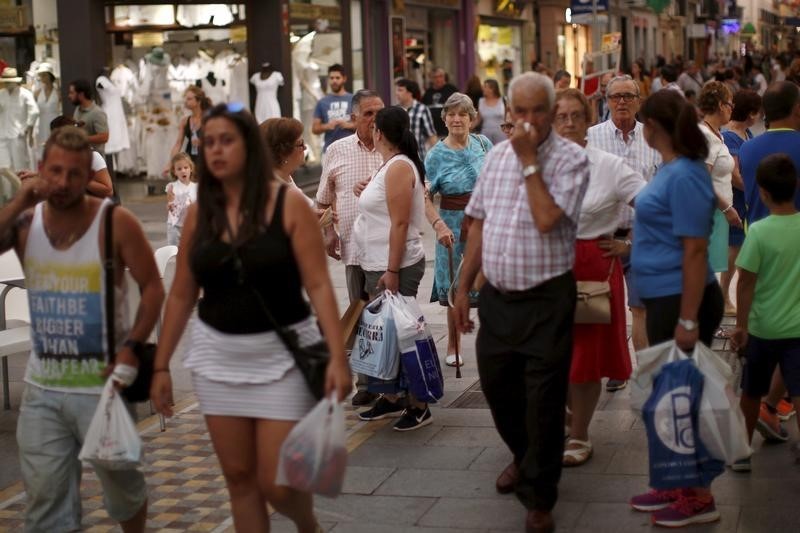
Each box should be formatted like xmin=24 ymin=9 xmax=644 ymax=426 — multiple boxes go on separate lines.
xmin=0 ymin=68 xmax=23 ymax=83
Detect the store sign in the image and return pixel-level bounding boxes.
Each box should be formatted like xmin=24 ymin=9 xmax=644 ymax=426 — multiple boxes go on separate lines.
xmin=290 ymin=3 xmax=341 ymax=21
xmin=132 ymin=32 xmax=164 ymax=48
xmin=570 ymin=0 xmax=608 ymax=17
xmin=494 ymin=0 xmax=522 ymax=16
xmin=0 ymin=6 xmax=27 ymax=32
xmin=601 ymin=32 xmax=621 ymax=51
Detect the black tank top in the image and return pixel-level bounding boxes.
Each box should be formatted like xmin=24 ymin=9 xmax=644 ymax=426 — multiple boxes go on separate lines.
xmin=191 ymin=186 xmax=310 ymax=333
xmin=183 ymin=118 xmax=200 ymax=164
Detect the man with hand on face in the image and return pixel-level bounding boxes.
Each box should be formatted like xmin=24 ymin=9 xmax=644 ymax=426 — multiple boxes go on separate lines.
xmin=1 ymin=127 xmax=163 ymax=532
xmin=587 ymin=75 xmax=662 ymax=391
xmin=453 ymin=72 xmax=590 ymax=533
xmin=312 ymin=64 xmax=355 ymax=152
xmin=315 ymin=90 xmax=385 ymax=407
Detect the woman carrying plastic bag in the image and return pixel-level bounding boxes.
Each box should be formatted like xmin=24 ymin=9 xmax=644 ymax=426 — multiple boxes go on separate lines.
xmin=350 ymin=294 xmax=400 ymax=380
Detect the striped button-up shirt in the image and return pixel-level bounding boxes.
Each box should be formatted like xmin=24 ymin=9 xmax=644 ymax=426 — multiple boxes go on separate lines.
xmin=465 ymin=133 xmax=590 ymax=291
xmin=406 ymin=100 xmax=436 ymax=160
xmin=315 ymin=133 xmax=383 ymax=266
xmin=587 ymin=119 xmax=661 ymax=228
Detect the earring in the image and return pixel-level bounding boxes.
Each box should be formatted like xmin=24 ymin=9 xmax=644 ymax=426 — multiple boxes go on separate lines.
xmin=282 ymin=160 xmax=288 ymax=165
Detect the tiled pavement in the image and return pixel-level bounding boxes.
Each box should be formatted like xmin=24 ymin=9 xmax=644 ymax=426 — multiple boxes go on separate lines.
xmin=3 ymin=194 xmax=800 ymax=531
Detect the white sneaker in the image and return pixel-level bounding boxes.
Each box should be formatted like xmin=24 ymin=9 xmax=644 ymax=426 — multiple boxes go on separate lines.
xmin=445 ymin=354 xmax=464 ymax=367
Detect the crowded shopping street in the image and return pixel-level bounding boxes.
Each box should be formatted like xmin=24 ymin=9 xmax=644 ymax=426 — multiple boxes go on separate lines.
xmin=2 ymin=1 xmax=800 ymax=532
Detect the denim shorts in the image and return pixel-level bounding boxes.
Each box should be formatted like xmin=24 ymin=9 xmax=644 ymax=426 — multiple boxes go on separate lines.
xmin=741 ymin=335 xmax=800 ymax=398
xmin=16 ymin=384 xmax=147 ymax=531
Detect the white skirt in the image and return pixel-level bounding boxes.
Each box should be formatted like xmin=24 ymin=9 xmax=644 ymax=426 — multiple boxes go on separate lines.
xmin=186 ymin=316 xmax=320 ymax=420
xmin=192 ymin=368 xmax=316 ymax=421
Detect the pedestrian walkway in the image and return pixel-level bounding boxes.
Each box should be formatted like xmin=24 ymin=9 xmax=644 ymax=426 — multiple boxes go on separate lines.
xmin=2 ymin=198 xmax=800 ymax=531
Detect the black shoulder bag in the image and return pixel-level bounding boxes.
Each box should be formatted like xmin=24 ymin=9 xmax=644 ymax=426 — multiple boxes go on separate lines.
xmin=104 ymin=202 xmax=156 ymax=402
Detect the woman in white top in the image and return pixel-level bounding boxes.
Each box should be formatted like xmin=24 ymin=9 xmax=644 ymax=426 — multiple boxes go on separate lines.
xmin=353 ymin=106 xmax=429 ymax=432
xmin=698 ymin=82 xmax=742 ymax=277
xmin=553 ymin=89 xmax=647 ymax=467
xmin=474 ymin=79 xmax=506 ymax=144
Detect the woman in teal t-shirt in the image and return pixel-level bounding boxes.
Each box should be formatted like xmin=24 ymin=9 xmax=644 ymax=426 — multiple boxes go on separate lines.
xmin=628 ymin=90 xmax=725 ymax=528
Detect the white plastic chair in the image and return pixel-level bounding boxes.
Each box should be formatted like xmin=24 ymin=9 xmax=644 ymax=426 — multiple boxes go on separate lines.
xmin=0 ymin=250 xmax=30 ymax=409
xmin=154 ymin=245 xmax=178 ymax=277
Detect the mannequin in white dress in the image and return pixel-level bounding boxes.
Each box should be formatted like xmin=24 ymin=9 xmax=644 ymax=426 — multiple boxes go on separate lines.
xmin=96 ymin=74 xmax=130 ymax=155
xmin=34 ymin=63 xmax=60 ymax=151
xmin=250 ymin=62 xmax=283 ymax=123
xmin=292 ymin=33 xmax=323 ymax=164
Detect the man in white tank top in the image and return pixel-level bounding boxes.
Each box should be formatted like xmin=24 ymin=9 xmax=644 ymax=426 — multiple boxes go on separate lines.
xmin=0 ymin=126 xmax=163 ymax=532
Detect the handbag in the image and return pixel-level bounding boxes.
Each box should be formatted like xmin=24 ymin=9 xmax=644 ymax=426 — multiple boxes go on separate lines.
xmin=249 ymin=287 xmax=330 ymax=401
xmin=104 ymin=203 xmax=157 ymax=403
xmin=574 ymin=258 xmax=615 ymax=325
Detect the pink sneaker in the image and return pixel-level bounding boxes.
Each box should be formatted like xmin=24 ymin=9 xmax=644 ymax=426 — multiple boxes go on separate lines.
xmin=651 ymin=491 xmax=720 ymax=528
xmin=630 ymin=489 xmax=683 ymax=512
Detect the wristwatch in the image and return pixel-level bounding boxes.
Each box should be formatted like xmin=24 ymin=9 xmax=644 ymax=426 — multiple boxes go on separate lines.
xmin=678 ymin=318 xmax=698 ymax=331
xmin=522 ymin=164 xmax=539 ymax=178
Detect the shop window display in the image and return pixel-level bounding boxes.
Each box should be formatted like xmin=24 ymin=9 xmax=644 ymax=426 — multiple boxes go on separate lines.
xmin=476 ymin=23 xmax=521 ymax=95
xmin=289 ymin=0 xmax=343 ymax=165
xmin=107 ymin=4 xmax=249 ymax=179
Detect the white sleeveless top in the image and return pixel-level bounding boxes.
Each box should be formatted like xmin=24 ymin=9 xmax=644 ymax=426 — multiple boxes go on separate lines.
xmin=23 ymin=199 xmax=130 ymax=394
xmin=354 ymin=155 xmax=426 ymax=271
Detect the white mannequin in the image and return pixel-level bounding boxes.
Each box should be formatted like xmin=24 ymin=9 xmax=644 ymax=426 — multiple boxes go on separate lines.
xmin=292 ymin=32 xmax=323 ymax=164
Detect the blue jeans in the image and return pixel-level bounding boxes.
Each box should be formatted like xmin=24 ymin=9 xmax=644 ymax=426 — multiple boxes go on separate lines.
xmin=16 ymin=384 xmax=147 ymax=532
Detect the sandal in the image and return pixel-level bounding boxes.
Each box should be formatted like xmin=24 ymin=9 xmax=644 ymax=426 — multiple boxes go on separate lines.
xmin=445 ymin=354 xmax=464 ymax=367
xmin=563 ymin=438 xmax=593 ymax=467
xmin=714 ymin=327 xmax=732 ymax=339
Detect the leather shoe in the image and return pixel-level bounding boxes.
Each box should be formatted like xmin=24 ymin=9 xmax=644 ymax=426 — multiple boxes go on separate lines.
xmin=351 ymin=390 xmax=378 ymax=406
xmin=495 ymin=462 xmax=519 ymax=494
xmin=525 ymin=510 xmax=554 ymax=533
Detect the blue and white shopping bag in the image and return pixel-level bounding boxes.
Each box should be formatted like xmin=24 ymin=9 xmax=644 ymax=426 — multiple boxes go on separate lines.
xmin=350 ymin=295 xmax=400 ymax=380
xmin=386 ymin=292 xmax=444 ymax=403
xmin=643 ymin=359 xmax=724 ymax=490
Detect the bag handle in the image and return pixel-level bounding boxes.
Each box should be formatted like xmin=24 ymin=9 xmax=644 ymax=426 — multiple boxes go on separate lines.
xmin=104 ymin=201 xmax=119 ymax=363
xmin=470 ymin=133 xmax=488 ymax=154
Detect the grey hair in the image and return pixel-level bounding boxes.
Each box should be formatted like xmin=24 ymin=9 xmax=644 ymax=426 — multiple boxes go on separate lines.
xmin=441 ymin=92 xmax=477 ymax=121
xmin=606 ymin=75 xmax=639 ymax=98
xmin=352 ymin=89 xmax=381 ymax=113
xmin=507 ymin=72 xmax=555 ymax=109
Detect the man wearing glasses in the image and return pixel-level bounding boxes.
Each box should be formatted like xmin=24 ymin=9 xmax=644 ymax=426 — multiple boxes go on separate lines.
xmin=587 ymin=74 xmax=661 ymax=391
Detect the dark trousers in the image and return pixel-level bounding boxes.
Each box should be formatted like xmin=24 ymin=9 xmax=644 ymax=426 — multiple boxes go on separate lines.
xmin=641 ymin=281 xmax=724 ymax=346
xmin=476 ymin=271 xmax=576 ymax=512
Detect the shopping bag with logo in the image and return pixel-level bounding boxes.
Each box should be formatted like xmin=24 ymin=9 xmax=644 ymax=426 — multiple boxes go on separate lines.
xmin=643 ymin=359 xmax=724 ymax=490
xmin=350 ymin=295 xmax=400 ymax=380
xmin=630 ymin=340 xmax=687 ymax=413
xmin=78 ymin=378 xmax=142 ymax=470
xmin=693 ymin=343 xmax=752 ymax=465
xmin=276 ymin=393 xmax=347 ymax=497
xmin=386 ymin=293 xmax=444 ymax=403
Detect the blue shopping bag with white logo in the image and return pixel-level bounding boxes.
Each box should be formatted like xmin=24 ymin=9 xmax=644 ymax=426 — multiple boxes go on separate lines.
xmin=350 ymin=295 xmax=400 ymax=380
xmin=643 ymin=359 xmax=724 ymax=490
xmin=386 ymin=292 xmax=444 ymax=403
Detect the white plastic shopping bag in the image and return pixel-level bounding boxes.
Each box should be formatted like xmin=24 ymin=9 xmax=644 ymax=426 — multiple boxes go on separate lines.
xmin=693 ymin=343 xmax=752 ymax=465
xmin=78 ymin=379 xmax=142 ymax=470
xmin=276 ymin=394 xmax=347 ymax=497
xmin=350 ymin=294 xmax=401 ymax=380
xmin=630 ymin=340 xmax=687 ymax=413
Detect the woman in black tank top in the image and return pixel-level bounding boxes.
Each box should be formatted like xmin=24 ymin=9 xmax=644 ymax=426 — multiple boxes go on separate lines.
xmin=164 ymin=86 xmax=210 ymax=172
xmin=151 ymin=103 xmax=352 ymax=532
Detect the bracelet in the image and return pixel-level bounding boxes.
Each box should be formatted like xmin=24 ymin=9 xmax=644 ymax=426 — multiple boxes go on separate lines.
xmin=153 ymin=368 xmax=170 ymax=373
xmin=431 ymin=218 xmax=442 ymax=229
xmin=721 ymin=204 xmax=734 ymax=213
xmin=386 ymin=268 xmax=399 ymax=274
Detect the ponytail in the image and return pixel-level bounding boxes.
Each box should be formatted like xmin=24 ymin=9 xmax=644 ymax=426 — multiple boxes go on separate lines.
xmin=399 ymin=128 xmax=426 ymax=184
xmin=640 ymin=90 xmax=708 ymax=161
xmin=674 ymin=102 xmax=707 ymax=160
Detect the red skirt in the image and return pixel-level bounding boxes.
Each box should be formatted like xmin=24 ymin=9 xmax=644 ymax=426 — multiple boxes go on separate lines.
xmin=570 ymin=239 xmax=632 ymax=383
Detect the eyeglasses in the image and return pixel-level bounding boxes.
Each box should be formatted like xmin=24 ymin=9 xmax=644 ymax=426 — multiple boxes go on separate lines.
xmin=554 ymin=112 xmax=586 ymax=124
xmin=607 ymin=93 xmax=638 ymax=103
xmin=500 ymin=122 xmax=515 ymax=132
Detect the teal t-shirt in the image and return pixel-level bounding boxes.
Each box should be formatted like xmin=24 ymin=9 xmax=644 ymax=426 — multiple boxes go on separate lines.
xmin=736 ymin=212 xmax=800 ymax=339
